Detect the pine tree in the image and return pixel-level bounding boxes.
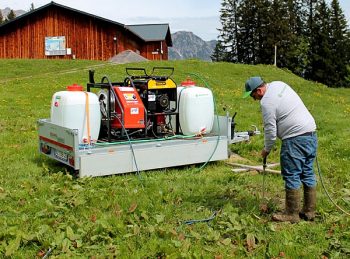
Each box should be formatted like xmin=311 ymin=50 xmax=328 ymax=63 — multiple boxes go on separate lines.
xmin=6 ymin=9 xmax=16 ymax=21
xmin=306 ymin=0 xmax=318 ymax=36
xmin=253 ymin=0 xmax=271 ymax=64
xmin=328 ymin=0 xmax=350 ymax=87
xmin=291 ymin=0 xmax=309 ymax=35
xmin=305 ymin=0 xmax=333 ymax=85
xmin=288 ymin=0 xmax=314 ymax=76
xmin=266 ymin=0 xmax=291 ymax=66
xmin=283 ymin=0 xmax=310 ymax=75
xmin=217 ymin=0 xmax=241 ymax=62
xmin=236 ymin=0 xmax=270 ymax=64
xmin=0 ymin=10 xmax=3 ymax=24
xmin=347 ymin=30 xmax=350 ymax=86
xmin=211 ymin=40 xmax=227 ymax=62
xmin=236 ymin=0 xmax=256 ymax=63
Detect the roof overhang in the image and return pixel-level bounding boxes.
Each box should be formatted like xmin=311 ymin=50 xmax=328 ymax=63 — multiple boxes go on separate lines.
xmin=126 ymin=24 xmax=173 ymax=47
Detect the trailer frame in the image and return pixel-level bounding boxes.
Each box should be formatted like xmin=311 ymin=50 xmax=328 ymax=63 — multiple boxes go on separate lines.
xmin=38 ymin=115 xmax=259 ymax=177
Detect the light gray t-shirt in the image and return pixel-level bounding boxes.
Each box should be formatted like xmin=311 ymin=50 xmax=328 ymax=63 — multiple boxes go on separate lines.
xmin=260 ymin=81 xmax=316 ymax=152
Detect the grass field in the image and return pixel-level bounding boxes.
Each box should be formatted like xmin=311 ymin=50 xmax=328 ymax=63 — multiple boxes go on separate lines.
xmin=0 ymin=59 xmax=350 ymax=258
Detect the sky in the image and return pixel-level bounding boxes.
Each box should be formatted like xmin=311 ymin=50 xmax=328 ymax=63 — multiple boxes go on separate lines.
xmin=1 ymin=0 xmax=350 ymax=41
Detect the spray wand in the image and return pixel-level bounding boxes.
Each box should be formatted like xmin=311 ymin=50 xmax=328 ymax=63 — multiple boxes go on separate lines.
xmin=262 ymin=157 xmax=267 ymax=199
xmin=260 ymin=156 xmax=268 ymax=213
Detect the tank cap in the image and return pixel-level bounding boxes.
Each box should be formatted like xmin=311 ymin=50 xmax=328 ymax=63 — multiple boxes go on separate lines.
xmin=67 ymin=84 xmax=83 ymax=91
xmin=181 ymin=77 xmax=196 ymax=87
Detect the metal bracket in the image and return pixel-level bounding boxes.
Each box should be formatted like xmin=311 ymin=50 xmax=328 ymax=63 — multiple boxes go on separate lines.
xmin=230 ymin=125 xmax=261 ymax=144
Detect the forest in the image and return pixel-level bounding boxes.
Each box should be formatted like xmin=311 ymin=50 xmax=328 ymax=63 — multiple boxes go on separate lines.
xmin=213 ymin=0 xmax=350 ymax=87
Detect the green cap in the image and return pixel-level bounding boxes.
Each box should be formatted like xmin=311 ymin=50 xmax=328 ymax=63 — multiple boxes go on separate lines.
xmin=242 ymin=76 xmax=264 ymax=98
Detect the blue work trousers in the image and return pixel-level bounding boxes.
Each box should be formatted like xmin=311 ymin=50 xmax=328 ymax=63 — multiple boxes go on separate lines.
xmin=280 ymin=133 xmax=318 ymax=190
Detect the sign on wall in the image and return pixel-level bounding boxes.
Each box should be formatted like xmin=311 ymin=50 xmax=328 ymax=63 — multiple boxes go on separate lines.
xmin=45 ymin=36 xmax=66 ymax=56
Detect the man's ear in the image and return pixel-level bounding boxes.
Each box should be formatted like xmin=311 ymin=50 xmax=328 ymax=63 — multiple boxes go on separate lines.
xmin=256 ymin=87 xmax=263 ymax=95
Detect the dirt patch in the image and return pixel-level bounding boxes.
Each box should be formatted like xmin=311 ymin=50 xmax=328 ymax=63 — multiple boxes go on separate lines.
xmin=227 ymin=153 xmax=251 ymax=163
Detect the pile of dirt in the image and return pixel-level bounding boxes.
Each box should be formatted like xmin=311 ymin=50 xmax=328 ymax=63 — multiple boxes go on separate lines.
xmin=108 ymin=50 xmax=148 ymax=64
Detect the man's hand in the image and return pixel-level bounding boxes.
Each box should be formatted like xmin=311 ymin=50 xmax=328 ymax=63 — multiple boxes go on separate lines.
xmin=261 ymin=149 xmax=269 ymax=159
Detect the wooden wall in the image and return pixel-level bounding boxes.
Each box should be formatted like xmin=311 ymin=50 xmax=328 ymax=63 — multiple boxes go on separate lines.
xmin=0 ymin=6 xmax=149 ymax=60
xmin=142 ymin=41 xmax=169 ymax=60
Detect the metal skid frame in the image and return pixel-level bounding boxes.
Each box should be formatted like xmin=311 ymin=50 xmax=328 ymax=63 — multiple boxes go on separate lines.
xmin=38 ymin=115 xmax=259 ymax=177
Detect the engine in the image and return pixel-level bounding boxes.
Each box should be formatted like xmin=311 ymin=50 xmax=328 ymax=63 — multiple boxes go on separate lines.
xmin=88 ymin=67 xmax=179 ymax=142
xmin=126 ymin=67 xmax=177 ymax=136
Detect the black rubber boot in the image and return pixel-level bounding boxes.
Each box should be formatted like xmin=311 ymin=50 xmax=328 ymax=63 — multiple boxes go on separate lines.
xmin=272 ymin=189 xmax=301 ymax=223
xmin=300 ymin=185 xmax=316 ymax=221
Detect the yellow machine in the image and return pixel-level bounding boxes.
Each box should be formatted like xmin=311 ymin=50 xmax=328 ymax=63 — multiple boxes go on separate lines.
xmin=125 ymin=67 xmax=178 ymax=136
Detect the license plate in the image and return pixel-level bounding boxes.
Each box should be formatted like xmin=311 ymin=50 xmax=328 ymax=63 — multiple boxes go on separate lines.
xmin=54 ymin=149 xmax=68 ymax=162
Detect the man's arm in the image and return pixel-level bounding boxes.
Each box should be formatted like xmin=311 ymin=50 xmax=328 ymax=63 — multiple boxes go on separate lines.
xmin=261 ymin=102 xmax=277 ymax=154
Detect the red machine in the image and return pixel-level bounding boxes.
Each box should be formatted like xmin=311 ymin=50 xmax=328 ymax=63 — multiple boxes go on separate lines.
xmin=112 ymin=86 xmax=145 ymax=129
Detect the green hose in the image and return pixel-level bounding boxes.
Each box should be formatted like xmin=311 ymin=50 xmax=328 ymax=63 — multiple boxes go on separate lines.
xmin=94 ymin=72 xmax=222 ymax=174
xmin=94 ymin=134 xmax=198 ymax=147
xmin=186 ymin=72 xmax=221 ymax=171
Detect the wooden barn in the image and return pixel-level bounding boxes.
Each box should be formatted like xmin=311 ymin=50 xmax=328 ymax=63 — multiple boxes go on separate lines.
xmin=0 ymin=2 xmax=172 ymax=61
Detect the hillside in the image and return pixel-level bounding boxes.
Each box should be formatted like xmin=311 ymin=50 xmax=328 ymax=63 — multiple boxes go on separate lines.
xmin=0 ymin=59 xmax=349 ymax=257
xmin=169 ymin=31 xmax=216 ymax=61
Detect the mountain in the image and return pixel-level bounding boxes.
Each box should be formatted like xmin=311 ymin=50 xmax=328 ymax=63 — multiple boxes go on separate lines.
xmin=1 ymin=7 xmax=26 ymax=19
xmin=169 ymin=31 xmax=217 ymax=61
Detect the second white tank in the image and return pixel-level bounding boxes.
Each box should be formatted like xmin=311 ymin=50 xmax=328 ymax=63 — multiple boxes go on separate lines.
xmin=177 ymin=79 xmax=214 ymax=135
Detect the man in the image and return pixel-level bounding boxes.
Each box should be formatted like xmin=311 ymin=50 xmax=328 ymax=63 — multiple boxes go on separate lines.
xmin=243 ymin=76 xmax=317 ymax=223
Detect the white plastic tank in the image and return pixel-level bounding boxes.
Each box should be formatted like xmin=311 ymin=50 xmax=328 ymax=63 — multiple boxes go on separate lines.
xmin=177 ymin=78 xmax=214 ymax=135
xmin=50 ymin=84 xmax=101 ymax=144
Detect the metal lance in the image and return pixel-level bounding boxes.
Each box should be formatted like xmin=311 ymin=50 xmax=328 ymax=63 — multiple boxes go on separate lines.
xmin=262 ymin=157 xmax=267 ymax=200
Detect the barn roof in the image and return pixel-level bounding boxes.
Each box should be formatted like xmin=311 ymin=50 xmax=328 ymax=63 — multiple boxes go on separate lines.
xmin=0 ymin=2 xmax=125 ymax=28
xmin=126 ymin=24 xmax=173 ymax=46
xmin=0 ymin=1 xmax=172 ymax=45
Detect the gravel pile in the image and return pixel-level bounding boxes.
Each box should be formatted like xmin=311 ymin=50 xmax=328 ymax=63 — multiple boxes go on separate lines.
xmin=108 ymin=50 xmax=148 ymax=64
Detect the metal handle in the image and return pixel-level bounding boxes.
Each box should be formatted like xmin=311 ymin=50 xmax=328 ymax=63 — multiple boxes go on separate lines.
xmin=151 ymin=67 xmax=174 ymax=77
xmin=125 ymin=67 xmax=148 ymax=77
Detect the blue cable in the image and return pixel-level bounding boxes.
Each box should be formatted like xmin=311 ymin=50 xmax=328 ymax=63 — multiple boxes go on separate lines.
xmin=183 ymin=210 xmax=219 ymax=225
xmin=102 ymin=75 xmax=144 ymax=187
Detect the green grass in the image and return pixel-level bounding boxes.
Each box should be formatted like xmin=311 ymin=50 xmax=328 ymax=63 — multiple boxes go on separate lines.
xmin=0 ymin=59 xmax=350 ymax=258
